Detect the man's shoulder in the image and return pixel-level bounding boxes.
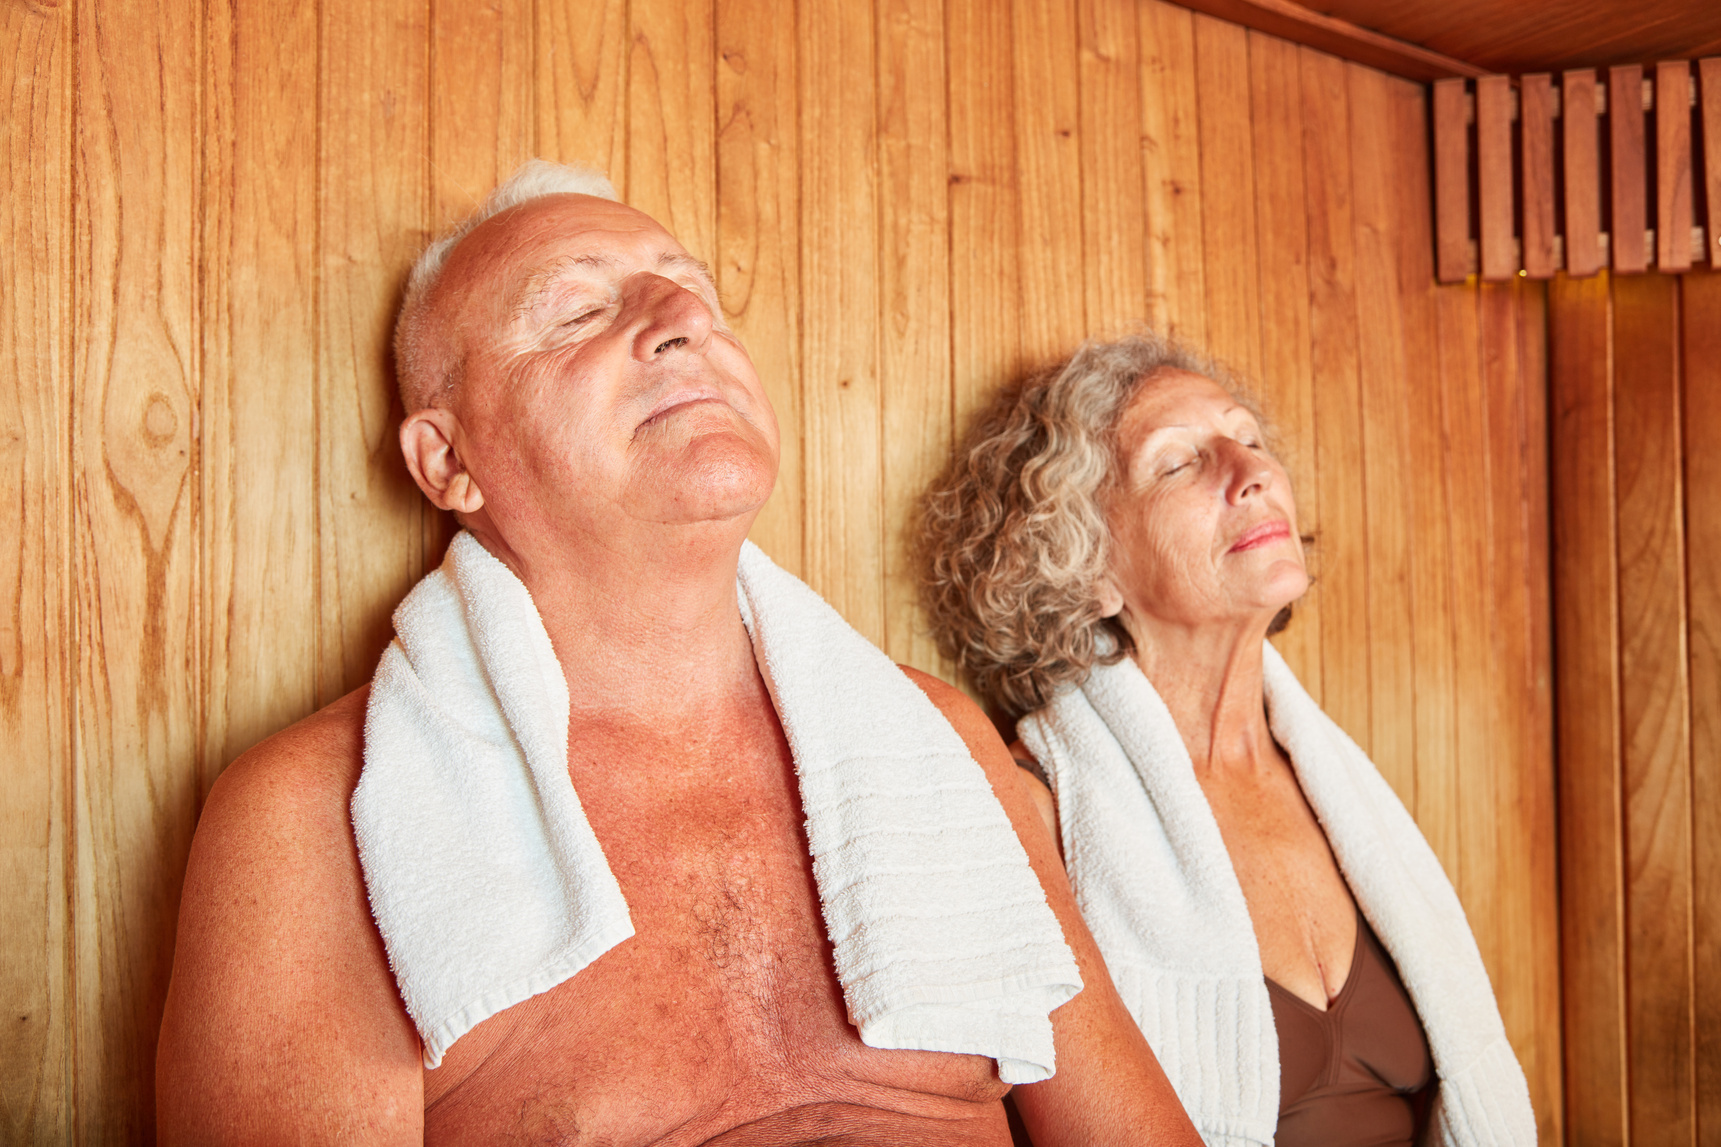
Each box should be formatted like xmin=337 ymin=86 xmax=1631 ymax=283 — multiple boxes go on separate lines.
xmin=208 ymin=685 xmax=369 ymax=819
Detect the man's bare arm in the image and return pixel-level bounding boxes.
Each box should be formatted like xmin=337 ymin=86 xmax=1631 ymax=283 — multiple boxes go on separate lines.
xmin=901 ymin=668 xmax=1201 ymax=1147
xmin=157 ymin=687 xmax=423 ymax=1145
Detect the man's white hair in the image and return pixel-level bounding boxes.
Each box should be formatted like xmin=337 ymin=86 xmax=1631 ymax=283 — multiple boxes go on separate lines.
xmin=395 ymin=159 xmax=618 ymax=410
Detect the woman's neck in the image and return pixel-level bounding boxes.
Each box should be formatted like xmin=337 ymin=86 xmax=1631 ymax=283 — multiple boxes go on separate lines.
xmin=1126 ymin=615 xmax=1279 ymax=778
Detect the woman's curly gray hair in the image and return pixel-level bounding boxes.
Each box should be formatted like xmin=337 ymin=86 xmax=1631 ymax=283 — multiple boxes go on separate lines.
xmin=916 ymin=332 xmax=1280 ymax=718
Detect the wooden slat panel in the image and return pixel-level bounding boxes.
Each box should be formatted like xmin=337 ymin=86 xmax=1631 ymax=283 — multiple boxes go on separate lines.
xmin=1520 ymin=74 xmax=1557 ymax=279
xmin=629 ymin=0 xmax=715 ymax=265
xmin=1193 ymin=13 xmax=1261 ymax=378
xmin=1432 ymin=78 xmax=1470 ymax=283
xmin=0 ymin=3 xmax=73 ymax=1139
xmin=1613 ymin=272 xmax=1695 ymax=1147
xmin=318 ymin=0 xmax=430 ymax=704
xmin=717 ymin=0 xmax=804 ymax=578
xmin=1077 ymin=0 xmax=1147 ymax=335
xmin=1347 ymin=61 xmax=1415 ymax=800
xmin=1011 ymin=0 xmax=1085 ymax=365
xmin=876 ymin=0 xmax=950 ymax=672
xmin=1137 ymin=0 xmax=1206 ymax=343
xmin=1248 ymin=31 xmax=1320 ymax=698
xmin=537 ymin=0 xmax=627 ymax=178
xmin=1299 ymin=45 xmax=1370 ymax=752
xmin=74 ymin=0 xmax=203 ymax=1131
xmin=1656 ymin=61 xmax=1693 ymax=273
xmin=947 ymin=0 xmax=1021 ymax=424
xmin=798 ymin=0 xmax=883 ymax=643
xmin=1564 ymin=69 xmax=1603 ymax=278
xmin=1476 ymin=74 xmax=1516 ymax=280
xmin=1683 ymin=269 xmax=1721 ymax=1147
xmin=1549 ymin=270 xmax=1628 ymax=1146
xmin=1703 ymin=60 xmax=1721 ymax=269
xmin=1609 ymin=64 xmax=1647 ymax=274
xmin=429 ymin=0 xmax=531 ymax=230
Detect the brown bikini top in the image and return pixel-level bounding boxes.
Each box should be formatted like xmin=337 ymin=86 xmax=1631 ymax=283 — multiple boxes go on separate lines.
xmin=1265 ymin=909 xmax=1436 ymax=1147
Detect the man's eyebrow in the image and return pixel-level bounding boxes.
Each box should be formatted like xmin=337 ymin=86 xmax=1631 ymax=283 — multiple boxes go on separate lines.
xmin=509 ymin=253 xmax=618 ymax=314
xmin=657 ymin=251 xmax=716 ymax=288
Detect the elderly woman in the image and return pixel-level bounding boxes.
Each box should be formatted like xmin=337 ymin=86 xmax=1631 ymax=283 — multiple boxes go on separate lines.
xmin=918 ymin=335 xmax=1535 ymax=1147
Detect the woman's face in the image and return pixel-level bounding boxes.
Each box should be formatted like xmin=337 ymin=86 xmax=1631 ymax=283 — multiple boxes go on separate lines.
xmin=1101 ymin=369 xmax=1309 ymax=637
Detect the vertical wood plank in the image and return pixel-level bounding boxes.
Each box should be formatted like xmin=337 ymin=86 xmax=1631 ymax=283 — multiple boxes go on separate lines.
xmin=947 ymin=0 xmax=1021 ymax=424
xmin=1565 ymin=69 xmax=1603 ymax=278
xmin=1011 ymin=0 xmax=1085 ymax=365
xmin=799 ymin=0 xmax=883 ymax=643
xmin=1549 ymin=270 xmax=1629 ymax=1147
xmin=1137 ymin=0 xmax=1205 ymax=344
xmin=1476 ymin=74 xmax=1516 ymax=280
xmin=876 ymin=0 xmax=951 ymax=672
xmin=536 ymin=0 xmax=627 ymax=178
xmin=1610 ymin=64 xmax=1647 ymax=274
xmin=1683 ymin=269 xmax=1721 ymax=1147
xmin=1299 ymin=45 xmax=1370 ymax=753
xmin=429 ymin=0 xmax=532 ymax=229
xmin=0 ymin=3 xmax=73 ymax=1140
xmin=318 ymin=0 xmax=431 ymax=703
xmin=1076 ymin=0 xmax=1147 ymax=336
xmin=1520 ymin=73 xmax=1557 ymax=279
xmin=716 ymin=0 xmax=803 ymax=577
xmin=1657 ymin=61 xmax=1693 ymax=273
xmin=1614 ymin=272 xmax=1695 ymax=1147
xmin=1247 ymin=31 xmax=1320 ymax=699
xmin=1348 ymin=61 xmax=1415 ymax=801
xmin=1433 ymin=77 xmax=1471 ymax=284
xmin=629 ymin=0 xmax=716 ymax=264
xmin=1192 ymin=13 xmax=1260 ymax=378
xmin=74 ymin=0 xmax=202 ymax=1131
xmin=1702 ymin=60 xmax=1721 ymax=269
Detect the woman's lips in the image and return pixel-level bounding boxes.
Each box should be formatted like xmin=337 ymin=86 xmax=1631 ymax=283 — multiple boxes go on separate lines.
xmin=1228 ymin=520 xmax=1292 ymax=553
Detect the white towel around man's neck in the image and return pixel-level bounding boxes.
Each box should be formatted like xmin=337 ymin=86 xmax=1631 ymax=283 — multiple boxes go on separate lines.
xmin=1016 ymin=644 xmax=1536 ymax=1147
xmin=351 ymin=531 xmax=1080 ymax=1080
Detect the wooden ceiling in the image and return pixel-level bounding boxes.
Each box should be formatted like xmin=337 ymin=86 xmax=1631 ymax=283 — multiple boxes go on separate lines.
xmin=1291 ymin=0 xmax=1721 ymax=75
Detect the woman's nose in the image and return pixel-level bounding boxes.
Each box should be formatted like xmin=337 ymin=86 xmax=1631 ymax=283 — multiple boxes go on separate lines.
xmin=1222 ymin=440 xmax=1272 ymax=503
xmin=630 ymin=275 xmax=715 ymax=362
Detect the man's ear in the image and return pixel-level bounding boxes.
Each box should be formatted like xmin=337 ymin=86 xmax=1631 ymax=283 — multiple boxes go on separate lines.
xmin=400 ymin=408 xmax=485 ymax=514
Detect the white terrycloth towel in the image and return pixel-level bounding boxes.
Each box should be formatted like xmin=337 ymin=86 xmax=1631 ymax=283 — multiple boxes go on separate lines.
xmin=353 ymin=530 xmax=1081 ymax=1081
xmin=1017 ymin=643 xmax=1536 ymax=1147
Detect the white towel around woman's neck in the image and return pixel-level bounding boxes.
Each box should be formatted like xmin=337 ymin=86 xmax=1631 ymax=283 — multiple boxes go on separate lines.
xmin=352 ymin=531 xmax=1080 ymax=1080
xmin=1016 ymin=644 xmax=1535 ymax=1147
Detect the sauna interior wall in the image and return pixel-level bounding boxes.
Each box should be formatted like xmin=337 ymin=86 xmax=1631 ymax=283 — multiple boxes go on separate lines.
xmin=1 ymin=0 xmax=1560 ymax=1139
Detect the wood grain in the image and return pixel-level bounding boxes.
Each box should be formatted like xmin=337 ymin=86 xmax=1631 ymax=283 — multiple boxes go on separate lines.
xmin=536 ymin=0 xmax=627 ymax=178
xmin=0 ymin=2 xmax=73 ymax=1140
xmin=74 ymin=0 xmax=203 ymax=1131
xmin=629 ymin=0 xmax=716 ymax=265
xmin=1077 ymin=0 xmax=1148 ymax=336
xmin=318 ymin=0 xmax=431 ymax=704
xmin=1612 ymin=272 xmax=1694 ymax=1147
xmin=1519 ymin=73 xmax=1557 ymax=279
xmin=717 ymin=0 xmax=804 ymax=577
xmin=1565 ymin=69 xmax=1603 ymax=278
xmin=1609 ymin=65 xmax=1647 ymax=274
xmin=876 ymin=0 xmax=951 ymax=673
xmin=1012 ymin=0 xmax=1086 ymax=366
xmin=798 ymin=0 xmax=884 ymax=644
xmin=1476 ymin=75 xmax=1516 ymax=280
xmin=1193 ymin=13 xmax=1262 ymax=378
xmin=1138 ymin=0 xmax=1207 ymax=344
xmin=1248 ymin=31 xmax=1320 ymax=697
xmin=428 ymin=0 xmax=532 ymax=229
xmin=1656 ymin=61 xmax=1693 ymax=272
xmin=1299 ymin=45 xmax=1371 ymax=752
xmin=1549 ymin=270 xmax=1628 ymax=1147
xmin=1703 ymin=60 xmax=1721 ymax=269
xmin=1433 ymin=78 xmax=1470 ymax=283
xmin=1682 ymin=269 xmax=1721 ymax=1147
xmin=1150 ymin=0 xmax=1482 ymax=82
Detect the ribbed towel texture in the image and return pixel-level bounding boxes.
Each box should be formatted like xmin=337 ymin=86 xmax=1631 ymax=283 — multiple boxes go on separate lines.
xmin=353 ymin=531 xmax=1081 ymax=1080
xmin=1017 ymin=643 xmax=1536 ymax=1147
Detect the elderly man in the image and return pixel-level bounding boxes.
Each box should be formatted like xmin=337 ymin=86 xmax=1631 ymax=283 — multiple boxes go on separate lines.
xmin=156 ymin=162 xmax=1197 ymax=1145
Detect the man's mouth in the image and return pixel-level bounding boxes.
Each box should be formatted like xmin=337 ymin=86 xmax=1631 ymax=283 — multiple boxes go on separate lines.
xmin=1228 ymin=520 xmax=1291 ymax=553
xmin=639 ymin=388 xmax=726 ymax=428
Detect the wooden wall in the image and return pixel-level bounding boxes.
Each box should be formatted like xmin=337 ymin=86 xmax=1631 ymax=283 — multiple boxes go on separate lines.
xmin=1551 ymin=268 xmax=1720 ymax=1147
xmin=2 ymin=0 xmax=1560 ymax=1140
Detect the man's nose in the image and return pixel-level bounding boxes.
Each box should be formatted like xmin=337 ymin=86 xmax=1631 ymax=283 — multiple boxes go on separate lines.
xmin=630 ymin=275 xmax=715 ymax=362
